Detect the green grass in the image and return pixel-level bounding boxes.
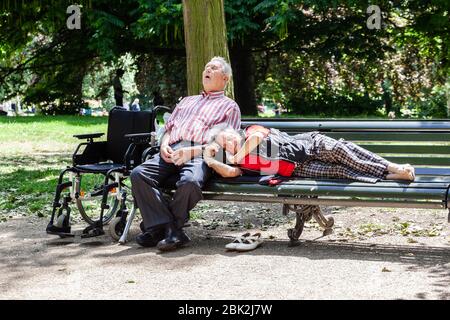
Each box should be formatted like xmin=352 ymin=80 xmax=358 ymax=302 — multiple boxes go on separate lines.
xmin=0 ymin=115 xmax=108 ymax=154
xmin=0 ymin=116 xmax=108 ymax=219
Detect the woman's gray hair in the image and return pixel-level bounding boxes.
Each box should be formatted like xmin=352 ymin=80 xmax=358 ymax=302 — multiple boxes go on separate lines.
xmin=210 ymin=56 xmax=232 ymax=79
xmin=205 ymin=123 xmax=239 ymax=144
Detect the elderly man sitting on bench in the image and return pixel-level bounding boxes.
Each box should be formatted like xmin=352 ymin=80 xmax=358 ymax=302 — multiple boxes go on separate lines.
xmin=130 ymin=57 xmax=241 ymax=251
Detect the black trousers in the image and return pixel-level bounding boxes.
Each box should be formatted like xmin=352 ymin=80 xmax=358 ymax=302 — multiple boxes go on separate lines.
xmin=130 ymin=142 xmax=212 ymax=230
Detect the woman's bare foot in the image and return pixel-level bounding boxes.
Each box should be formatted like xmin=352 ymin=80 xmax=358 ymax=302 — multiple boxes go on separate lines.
xmin=403 ymin=164 xmax=415 ymax=179
xmin=386 ymin=171 xmax=415 ymax=181
xmin=387 ymin=163 xmax=415 ymax=179
xmin=387 ymin=163 xmax=405 ymax=174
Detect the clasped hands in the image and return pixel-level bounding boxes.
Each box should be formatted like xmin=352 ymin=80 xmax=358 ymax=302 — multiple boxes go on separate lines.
xmin=160 ymin=145 xmax=197 ymax=166
xmin=162 ymin=143 xmax=238 ymax=166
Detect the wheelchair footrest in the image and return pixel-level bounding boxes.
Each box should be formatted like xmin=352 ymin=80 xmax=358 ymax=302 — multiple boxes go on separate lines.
xmin=46 ymin=223 xmax=75 ymax=238
xmin=81 ymin=225 xmax=105 ymax=238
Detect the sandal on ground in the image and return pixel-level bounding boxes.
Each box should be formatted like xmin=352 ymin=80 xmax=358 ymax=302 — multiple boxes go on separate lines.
xmin=234 ymin=233 xmax=263 ymax=252
xmin=225 ymin=233 xmax=251 ymax=250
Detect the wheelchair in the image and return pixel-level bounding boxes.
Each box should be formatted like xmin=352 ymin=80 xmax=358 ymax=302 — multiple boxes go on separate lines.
xmin=46 ymin=106 xmax=169 ymax=239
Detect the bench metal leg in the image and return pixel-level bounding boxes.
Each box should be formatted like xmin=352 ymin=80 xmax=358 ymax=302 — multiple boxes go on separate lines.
xmin=448 ymin=209 xmax=450 ymax=223
xmin=286 ymin=202 xmax=334 ymax=245
xmin=286 ymin=204 xmax=314 ymax=246
xmin=312 ymin=206 xmax=334 ymax=236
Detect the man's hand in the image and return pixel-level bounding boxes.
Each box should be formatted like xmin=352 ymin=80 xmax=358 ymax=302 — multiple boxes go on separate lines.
xmin=160 ymin=144 xmax=174 ymax=163
xmin=172 ymin=147 xmax=196 ymax=166
xmin=203 ymin=143 xmax=219 ymax=158
xmin=203 ymin=143 xmax=220 ymax=167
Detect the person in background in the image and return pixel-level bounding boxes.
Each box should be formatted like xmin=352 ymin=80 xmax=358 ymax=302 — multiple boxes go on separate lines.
xmin=113 ymin=69 xmax=125 ymax=107
xmin=273 ymin=102 xmax=286 ymax=118
xmin=131 ymin=98 xmax=141 ymax=111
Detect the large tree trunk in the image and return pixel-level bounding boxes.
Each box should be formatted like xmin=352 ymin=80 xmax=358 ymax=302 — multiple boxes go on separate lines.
xmin=182 ymin=0 xmax=233 ymax=98
xmin=230 ymin=45 xmax=257 ymax=116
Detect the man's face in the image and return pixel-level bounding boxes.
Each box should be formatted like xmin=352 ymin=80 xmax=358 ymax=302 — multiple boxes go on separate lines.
xmin=202 ymin=60 xmax=228 ymax=92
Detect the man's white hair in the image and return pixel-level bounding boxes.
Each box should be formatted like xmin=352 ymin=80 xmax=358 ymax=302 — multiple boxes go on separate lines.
xmin=210 ymin=56 xmax=232 ymax=79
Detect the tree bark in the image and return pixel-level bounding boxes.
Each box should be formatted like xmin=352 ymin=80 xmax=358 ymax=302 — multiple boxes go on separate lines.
xmin=230 ymin=45 xmax=257 ymax=116
xmin=182 ymin=0 xmax=233 ymax=98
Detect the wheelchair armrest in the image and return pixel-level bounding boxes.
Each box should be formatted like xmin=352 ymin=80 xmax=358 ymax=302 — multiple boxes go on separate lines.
xmin=73 ymin=133 xmax=104 ymax=142
xmin=124 ymin=133 xmax=152 ymax=144
xmin=152 ymin=105 xmax=171 ymax=113
xmin=142 ymin=146 xmax=160 ymax=163
xmin=122 ymin=144 xmax=160 ymax=172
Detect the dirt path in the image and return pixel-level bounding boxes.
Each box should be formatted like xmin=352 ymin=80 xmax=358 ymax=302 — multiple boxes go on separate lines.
xmin=1 ymin=202 xmax=449 ymax=300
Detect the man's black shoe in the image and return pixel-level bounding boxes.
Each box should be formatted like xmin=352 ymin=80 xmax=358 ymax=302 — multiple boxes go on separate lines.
xmin=136 ymin=228 xmax=165 ymax=248
xmin=157 ymin=224 xmax=191 ymax=252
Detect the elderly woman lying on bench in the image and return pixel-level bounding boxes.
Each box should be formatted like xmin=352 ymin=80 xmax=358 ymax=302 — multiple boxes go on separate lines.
xmin=203 ymin=124 xmax=415 ymax=182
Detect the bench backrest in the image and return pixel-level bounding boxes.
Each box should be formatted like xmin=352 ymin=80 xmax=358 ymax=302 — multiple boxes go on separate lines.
xmin=241 ymin=119 xmax=450 ymax=167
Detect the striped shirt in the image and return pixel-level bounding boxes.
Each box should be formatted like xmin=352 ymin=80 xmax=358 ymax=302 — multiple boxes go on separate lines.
xmin=164 ymin=91 xmax=241 ymax=145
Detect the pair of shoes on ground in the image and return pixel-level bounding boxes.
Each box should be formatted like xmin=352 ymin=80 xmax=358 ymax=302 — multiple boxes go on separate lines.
xmin=136 ymin=223 xmax=190 ymax=251
xmin=135 ymin=227 xmax=166 ymax=248
xmin=225 ymin=232 xmax=263 ymax=252
xmin=156 ymin=224 xmax=191 ymax=252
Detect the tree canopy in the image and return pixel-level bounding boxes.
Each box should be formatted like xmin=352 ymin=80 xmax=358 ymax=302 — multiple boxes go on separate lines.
xmin=0 ymin=0 xmax=448 ymax=117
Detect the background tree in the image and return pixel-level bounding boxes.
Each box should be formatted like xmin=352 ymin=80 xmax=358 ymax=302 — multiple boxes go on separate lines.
xmin=182 ymin=0 xmax=233 ymax=97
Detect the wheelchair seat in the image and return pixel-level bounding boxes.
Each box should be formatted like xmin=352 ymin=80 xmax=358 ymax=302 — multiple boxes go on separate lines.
xmin=74 ymin=163 xmax=124 ymax=173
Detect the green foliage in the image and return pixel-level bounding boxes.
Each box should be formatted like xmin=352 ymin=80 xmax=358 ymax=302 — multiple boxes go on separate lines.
xmin=250 ymin=1 xmax=449 ymax=118
xmin=134 ymin=53 xmax=187 ymax=109
xmin=0 ymin=0 xmax=448 ymax=117
xmin=0 ymin=0 xmax=184 ymax=114
xmin=132 ymin=0 xmax=184 ymax=46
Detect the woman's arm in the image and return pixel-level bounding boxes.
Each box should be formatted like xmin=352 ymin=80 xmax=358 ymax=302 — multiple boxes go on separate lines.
xmin=203 ymin=144 xmax=242 ymax=178
xmin=230 ymin=132 xmax=265 ymax=164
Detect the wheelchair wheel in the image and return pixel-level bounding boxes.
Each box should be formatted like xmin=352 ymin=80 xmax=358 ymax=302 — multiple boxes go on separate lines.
xmin=75 ymin=174 xmax=120 ymax=226
xmin=109 ymin=216 xmax=126 ymax=241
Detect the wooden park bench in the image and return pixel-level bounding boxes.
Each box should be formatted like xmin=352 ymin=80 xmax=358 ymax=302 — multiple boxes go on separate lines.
xmin=200 ymin=119 xmax=450 ymax=245
xmin=116 ymin=119 xmax=450 ymax=245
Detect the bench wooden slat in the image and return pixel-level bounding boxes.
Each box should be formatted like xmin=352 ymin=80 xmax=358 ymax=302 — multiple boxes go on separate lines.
xmin=270 ymin=180 xmax=450 ymax=189
xmin=381 ymin=156 xmax=450 ymax=166
xmin=206 ymin=183 xmax=447 ymax=200
xmin=405 ymin=176 xmax=450 ymax=183
xmin=249 ymin=131 xmax=450 ymax=142
xmin=359 ymin=144 xmax=450 ymax=154
xmin=275 ymin=185 xmax=447 ymax=200
xmin=242 ymin=120 xmax=450 ymax=131
xmin=316 ymin=132 xmax=450 ymax=142
xmin=210 ymin=175 xmax=450 ymax=185
xmin=416 ymin=167 xmax=450 ymax=176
